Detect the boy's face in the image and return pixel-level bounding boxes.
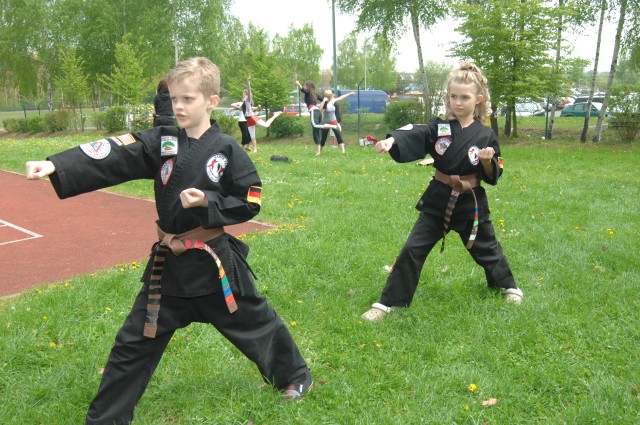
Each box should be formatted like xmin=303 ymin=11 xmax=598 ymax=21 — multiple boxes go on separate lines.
xmin=168 ymin=77 xmax=219 ymax=138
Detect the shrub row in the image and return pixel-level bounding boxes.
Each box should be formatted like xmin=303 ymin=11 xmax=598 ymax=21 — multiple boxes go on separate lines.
xmin=2 ymin=110 xmax=72 ymax=133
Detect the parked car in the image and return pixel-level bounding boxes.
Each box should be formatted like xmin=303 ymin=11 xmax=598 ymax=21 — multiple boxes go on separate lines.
xmin=560 ymin=102 xmax=608 ymax=117
xmin=282 ymin=103 xmax=310 ymax=116
xmin=515 ymin=102 xmax=546 ymax=116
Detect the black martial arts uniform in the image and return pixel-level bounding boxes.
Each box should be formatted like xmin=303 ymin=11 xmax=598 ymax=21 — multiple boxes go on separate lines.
xmin=46 ymin=122 xmax=310 ymax=424
xmin=378 ymin=118 xmax=517 ymax=308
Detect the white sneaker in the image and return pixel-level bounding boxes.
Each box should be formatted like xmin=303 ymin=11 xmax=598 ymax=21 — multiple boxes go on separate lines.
xmin=362 ymin=303 xmax=394 ymax=322
xmin=502 ymin=288 xmax=524 ymax=304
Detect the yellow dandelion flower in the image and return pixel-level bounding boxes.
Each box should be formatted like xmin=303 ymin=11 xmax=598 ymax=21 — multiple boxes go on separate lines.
xmin=359 ymin=344 xmax=367 ymax=350
xmin=468 ymin=383 xmax=478 ymax=392
xmin=375 ymin=343 xmax=382 ymax=349
xmin=105 ymin=307 xmax=112 ymax=312
xmin=170 ymin=337 xmax=177 ymax=342
xmin=43 ymin=316 xmax=48 ymax=321
xmin=464 ymin=405 xmax=470 ymax=411
xmin=49 ymin=342 xmax=56 ymax=347
xmin=64 ymin=282 xmax=71 ymax=288
xmin=358 ymin=320 xmax=363 ymax=325
xmin=297 ymin=300 xmax=303 ymax=304
xmin=290 ymin=321 xmax=297 ymax=327
xmin=607 ymin=229 xmax=615 ymax=235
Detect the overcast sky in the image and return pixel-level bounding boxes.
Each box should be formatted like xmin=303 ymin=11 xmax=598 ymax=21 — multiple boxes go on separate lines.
xmin=230 ymin=0 xmax=617 ymax=73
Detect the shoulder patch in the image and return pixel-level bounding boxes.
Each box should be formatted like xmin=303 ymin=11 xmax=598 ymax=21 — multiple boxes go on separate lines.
xmin=437 ymin=123 xmax=451 ymax=137
xmin=114 ymin=133 xmax=137 ymax=146
xmin=247 ymin=186 xmax=262 ymax=206
xmin=435 ymin=137 xmax=452 ymax=156
xmin=80 ymin=140 xmax=111 ymax=160
xmin=160 ymin=135 xmax=178 ymax=156
xmin=206 ymin=153 xmax=228 ymax=183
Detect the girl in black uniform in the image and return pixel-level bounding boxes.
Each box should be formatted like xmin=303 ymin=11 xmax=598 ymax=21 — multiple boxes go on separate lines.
xmin=362 ymin=62 xmax=523 ymax=322
xmin=295 ymin=79 xmax=336 ymax=148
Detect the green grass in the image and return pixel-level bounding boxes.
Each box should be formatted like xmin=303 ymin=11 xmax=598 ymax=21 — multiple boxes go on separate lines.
xmin=1 ymin=133 xmax=639 ymax=424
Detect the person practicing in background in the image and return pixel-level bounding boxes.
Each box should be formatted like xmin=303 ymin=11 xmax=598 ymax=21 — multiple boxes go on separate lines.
xmin=242 ymin=76 xmax=282 ymax=153
xmin=318 ymin=90 xmax=355 ymax=156
xmin=229 ymin=97 xmax=252 ymax=151
xmin=362 ymin=62 xmax=523 ymax=322
xmin=329 ymin=101 xmax=342 ymax=148
xmin=25 ymin=57 xmax=312 ymax=424
xmin=152 ymin=79 xmax=176 ymax=127
xmin=295 ymin=79 xmax=337 ymax=149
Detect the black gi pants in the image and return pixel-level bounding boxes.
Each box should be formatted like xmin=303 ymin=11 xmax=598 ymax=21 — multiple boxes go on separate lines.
xmin=379 ymin=212 xmax=516 ymax=307
xmin=320 ymin=126 xmax=344 ymax=147
xmin=86 ymin=283 xmax=310 ymax=424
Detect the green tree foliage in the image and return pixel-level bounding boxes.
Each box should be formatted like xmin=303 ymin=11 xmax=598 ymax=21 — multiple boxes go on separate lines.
xmin=336 ymin=0 xmax=449 ymax=116
xmin=272 ymin=24 xmax=324 ymax=85
xmin=452 ymin=0 xmax=556 ymax=137
xmin=98 ymin=34 xmax=149 ymax=105
xmin=337 ymin=34 xmax=364 ymax=89
xmin=55 ymin=48 xmax=89 ymax=130
xmin=364 ymin=35 xmax=398 ymax=92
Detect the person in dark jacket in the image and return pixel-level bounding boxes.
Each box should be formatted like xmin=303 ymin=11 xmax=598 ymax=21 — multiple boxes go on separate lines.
xmin=152 ymin=79 xmax=176 ymax=127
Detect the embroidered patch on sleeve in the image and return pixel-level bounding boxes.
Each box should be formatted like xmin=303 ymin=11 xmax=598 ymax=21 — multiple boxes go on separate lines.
xmin=498 ymin=157 xmax=504 ymax=170
xmin=80 ymin=140 xmax=111 ymax=160
xmin=247 ymin=186 xmax=262 ymax=206
xmin=114 ymin=133 xmax=137 ymax=146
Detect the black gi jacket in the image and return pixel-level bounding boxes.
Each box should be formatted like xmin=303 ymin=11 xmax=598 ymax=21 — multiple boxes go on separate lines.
xmin=388 ymin=118 xmax=502 ymax=224
xmin=47 ymin=122 xmax=261 ymax=298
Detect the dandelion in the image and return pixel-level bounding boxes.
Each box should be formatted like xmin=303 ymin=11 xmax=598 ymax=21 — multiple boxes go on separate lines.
xmin=290 ymin=321 xmax=297 ymax=327
xmin=49 ymin=342 xmax=56 ymax=348
xmin=64 ymin=282 xmax=71 ymax=288
xmin=606 ymin=228 xmax=615 ymax=235
xmin=43 ymin=316 xmax=48 ymax=321
xmin=468 ymin=383 xmax=478 ymax=392
xmin=170 ymin=337 xmax=177 ymax=342
xmin=105 ymin=307 xmax=112 ymax=312
xmin=375 ymin=343 xmax=382 ymax=349
xmin=358 ymin=320 xmax=363 ymax=325
xmin=359 ymin=344 xmax=366 ymax=350
xmin=464 ymin=406 xmax=469 ymax=411
xmin=297 ymin=300 xmax=303 ymax=304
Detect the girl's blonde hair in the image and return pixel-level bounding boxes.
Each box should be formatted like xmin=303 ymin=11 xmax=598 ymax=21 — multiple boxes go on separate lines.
xmin=444 ymin=62 xmax=490 ymax=125
xmin=324 ymin=89 xmax=334 ymax=98
xmin=166 ymin=57 xmax=220 ymax=96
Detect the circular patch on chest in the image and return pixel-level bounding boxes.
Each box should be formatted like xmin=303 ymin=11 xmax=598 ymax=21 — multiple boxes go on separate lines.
xmin=160 ymin=159 xmax=174 ymax=186
xmin=468 ymin=146 xmax=480 ymax=166
xmin=435 ymin=137 xmax=452 ymax=156
xmin=206 ymin=153 xmax=229 ymax=183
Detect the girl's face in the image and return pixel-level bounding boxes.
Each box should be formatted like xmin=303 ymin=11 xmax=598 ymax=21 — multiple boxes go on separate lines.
xmin=448 ymin=82 xmax=482 ymax=121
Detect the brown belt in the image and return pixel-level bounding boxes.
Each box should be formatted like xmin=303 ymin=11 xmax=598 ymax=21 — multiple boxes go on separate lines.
xmin=433 ymin=170 xmax=480 ymax=251
xmin=144 ymin=225 xmax=234 ymax=338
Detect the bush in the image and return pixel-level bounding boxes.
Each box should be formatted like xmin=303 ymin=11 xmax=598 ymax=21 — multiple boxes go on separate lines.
xmin=608 ymin=84 xmax=640 ymax=142
xmin=2 ymin=118 xmax=20 ymax=132
xmin=269 ymin=114 xmax=305 ymax=138
xmin=129 ymin=104 xmax=154 ymax=132
xmin=27 ymin=116 xmax=48 ymax=133
xmin=105 ymin=106 xmax=128 ymax=133
xmin=45 ymin=110 xmax=71 ymax=132
xmin=383 ymin=100 xmax=426 ymax=130
xmin=212 ymin=111 xmax=238 ymax=136
xmin=92 ymin=111 xmax=108 ymax=130
xmin=16 ymin=118 xmax=30 ymax=133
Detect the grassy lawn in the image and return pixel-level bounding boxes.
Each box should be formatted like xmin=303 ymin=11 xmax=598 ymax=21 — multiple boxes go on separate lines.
xmin=1 ymin=132 xmax=639 ymax=424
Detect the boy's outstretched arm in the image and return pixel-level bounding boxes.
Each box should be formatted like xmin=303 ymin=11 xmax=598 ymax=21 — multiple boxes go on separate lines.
xmin=25 ymin=161 xmax=56 ymax=180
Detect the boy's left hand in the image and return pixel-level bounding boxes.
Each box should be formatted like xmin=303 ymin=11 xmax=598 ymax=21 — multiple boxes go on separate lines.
xmin=180 ymin=188 xmax=207 ymax=208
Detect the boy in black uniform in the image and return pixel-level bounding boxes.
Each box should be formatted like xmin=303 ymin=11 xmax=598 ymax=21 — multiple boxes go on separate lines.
xmin=362 ymin=62 xmax=523 ymax=322
xmin=26 ymin=57 xmax=312 ymax=424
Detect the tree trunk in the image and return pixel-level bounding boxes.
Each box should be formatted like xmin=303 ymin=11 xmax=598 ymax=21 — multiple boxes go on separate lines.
xmin=547 ymin=0 xmax=564 ymax=139
xmin=581 ymin=0 xmax=606 ymax=142
xmin=592 ymin=0 xmax=626 ymax=142
xmin=410 ymin=7 xmax=431 ymax=119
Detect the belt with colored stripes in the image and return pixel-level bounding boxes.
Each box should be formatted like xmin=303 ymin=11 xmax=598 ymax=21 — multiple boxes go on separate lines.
xmin=434 ymin=170 xmax=480 ymax=251
xmin=143 ymin=225 xmax=237 ymax=338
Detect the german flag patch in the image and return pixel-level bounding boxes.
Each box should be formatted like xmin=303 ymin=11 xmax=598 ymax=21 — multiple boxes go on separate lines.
xmin=247 ymin=186 xmax=262 ymax=205
xmin=497 ymin=157 xmax=504 ymax=170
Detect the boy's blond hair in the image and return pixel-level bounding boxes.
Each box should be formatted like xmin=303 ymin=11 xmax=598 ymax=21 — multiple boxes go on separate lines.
xmin=445 ymin=61 xmax=490 ymax=125
xmin=166 ymin=57 xmax=220 ymax=96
